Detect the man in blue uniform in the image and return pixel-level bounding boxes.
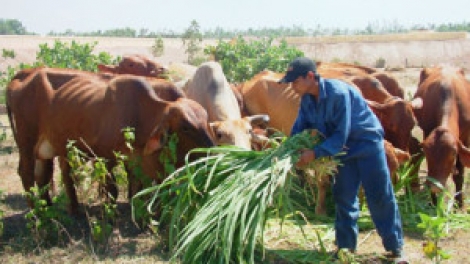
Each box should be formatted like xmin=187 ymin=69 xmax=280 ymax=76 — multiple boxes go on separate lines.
xmin=278 ymin=57 xmax=407 ymax=263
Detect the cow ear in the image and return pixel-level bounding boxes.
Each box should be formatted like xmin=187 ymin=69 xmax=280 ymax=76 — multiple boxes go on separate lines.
xmin=458 ymin=141 xmax=470 ymax=167
xmin=394 ymin=147 xmax=411 ymax=164
xmin=365 ymin=99 xmax=383 ymax=110
xmin=209 ymin=122 xmax=221 ymax=140
xmin=419 ymin=68 xmax=432 ymax=84
xmin=143 ymin=126 xmax=168 ymax=155
xmin=97 ymin=64 xmax=116 ymax=73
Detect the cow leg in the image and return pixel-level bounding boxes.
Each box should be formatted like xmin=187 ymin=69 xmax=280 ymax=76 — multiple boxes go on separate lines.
xmin=59 ymin=157 xmax=79 ymax=215
xmin=103 ymin=161 xmax=119 ymax=204
xmin=315 ymin=175 xmax=330 ymax=216
xmin=126 ymin=166 xmax=143 ymax=200
xmin=407 ymin=136 xmax=423 ymax=193
xmin=17 ymin=148 xmax=36 ymax=208
xmin=453 ymin=160 xmax=465 ymax=209
xmin=34 ymin=158 xmax=54 ymax=205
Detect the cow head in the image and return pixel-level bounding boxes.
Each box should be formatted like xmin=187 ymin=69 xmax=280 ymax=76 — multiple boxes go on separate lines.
xmin=421 ymin=126 xmax=460 ymax=194
xmin=371 ymin=72 xmax=405 ymax=99
xmin=367 ymin=97 xmax=418 ymax=151
xmin=141 ymin=98 xmax=215 ymax=181
xmin=98 ymin=55 xmax=168 ymax=78
xmin=384 ymin=140 xmax=411 ymax=184
xmin=209 ymin=114 xmax=270 ymax=150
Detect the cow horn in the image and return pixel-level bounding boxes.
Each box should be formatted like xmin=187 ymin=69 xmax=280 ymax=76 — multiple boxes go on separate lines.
xmin=365 ymin=99 xmax=384 ymax=109
xmin=246 ymin=114 xmax=270 ymax=126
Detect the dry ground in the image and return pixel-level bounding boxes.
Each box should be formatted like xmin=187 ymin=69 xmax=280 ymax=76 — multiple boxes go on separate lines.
xmin=0 ymin=36 xmax=469 ymax=263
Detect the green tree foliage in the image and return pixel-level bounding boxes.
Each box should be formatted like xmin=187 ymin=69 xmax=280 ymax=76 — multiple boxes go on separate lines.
xmin=0 ymin=19 xmax=28 ymax=35
xmin=181 ymin=20 xmax=203 ymax=65
xmin=35 ymin=40 xmax=118 ymax=71
xmin=151 ymin=36 xmax=164 ymax=57
xmin=205 ymin=36 xmax=304 ymax=83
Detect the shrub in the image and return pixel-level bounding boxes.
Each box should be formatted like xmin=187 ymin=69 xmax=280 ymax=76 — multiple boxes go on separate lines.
xmin=151 ymin=36 xmax=164 ymax=57
xmin=1 ymin=48 xmax=15 ymax=59
xmin=375 ymin=57 xmax=386 ymax=68
xmin=35 ymin=40 xmax=118 ymax=71
xmin=204 ymin=36 xmax=304 ymax=83
xmin=181 ymin=20 xmax=203 ymax=65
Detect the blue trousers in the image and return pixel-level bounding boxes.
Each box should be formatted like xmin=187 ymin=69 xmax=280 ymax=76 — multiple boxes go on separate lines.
xmin=332 ymin=142 xmax=404 ymax=252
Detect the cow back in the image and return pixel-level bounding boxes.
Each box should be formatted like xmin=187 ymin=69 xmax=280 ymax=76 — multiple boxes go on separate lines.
xmin=240 ymin=71 xmax=300 ymax=135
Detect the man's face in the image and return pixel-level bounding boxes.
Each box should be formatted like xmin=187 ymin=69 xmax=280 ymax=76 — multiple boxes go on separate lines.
xmin=291 ymin=75 xmax=309 ymax=96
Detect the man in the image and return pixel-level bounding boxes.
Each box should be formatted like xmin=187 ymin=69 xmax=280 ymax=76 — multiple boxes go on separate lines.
xmin=278 ymin=57 xmax=407 ymax=263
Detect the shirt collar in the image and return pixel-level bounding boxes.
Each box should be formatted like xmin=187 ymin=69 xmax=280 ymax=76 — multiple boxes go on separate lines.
xmin=317 ymin=77 xmax=327 ymax=102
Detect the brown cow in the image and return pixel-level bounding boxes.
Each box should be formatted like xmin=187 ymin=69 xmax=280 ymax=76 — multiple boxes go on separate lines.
xmin=98 ymin=54 xmax=168 ymax=78
xmin=318 ymin=62 xmax=406 ymax=98
xmin=7 ymin=67 xmax=215 ymax=214
xmin=413 ymin=66 xmax=470 ymax=208
xmin=98 ymin=59 xmax=253 ymax=148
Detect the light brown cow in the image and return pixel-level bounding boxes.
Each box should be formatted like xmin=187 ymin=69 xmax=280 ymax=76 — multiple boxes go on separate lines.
xmin=98 ymin=54 xmax=168 ymax=78
xmin=7 ymin=67 xmax=215 ymax=214
xmin=412 ymin=66 xmax=470 ymax=208
xmin=185 ymin=61 xmax=269 ymax=149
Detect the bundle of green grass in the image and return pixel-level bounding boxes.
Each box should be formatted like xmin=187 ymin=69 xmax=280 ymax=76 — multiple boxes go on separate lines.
xmin=134 ymin=129 xmax=341 ymax=264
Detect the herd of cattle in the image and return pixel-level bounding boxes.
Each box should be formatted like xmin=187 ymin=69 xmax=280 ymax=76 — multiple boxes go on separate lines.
xmin=5 ymin=54 xmax=470 ymax=216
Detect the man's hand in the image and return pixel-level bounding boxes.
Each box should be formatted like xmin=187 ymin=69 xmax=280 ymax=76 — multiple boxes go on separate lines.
xmin=295 ymin=149 xmax=316 ymax=167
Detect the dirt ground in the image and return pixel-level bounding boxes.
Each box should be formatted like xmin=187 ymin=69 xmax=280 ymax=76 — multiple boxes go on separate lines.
xmin=0 ymin=36 xmax=469 ymax=263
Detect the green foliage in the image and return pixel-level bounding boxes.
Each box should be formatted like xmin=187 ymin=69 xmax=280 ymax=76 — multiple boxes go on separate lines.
xmin=24 ymin=185 xmax=72 ymax=246
xmin=151 ymin=36 xmax=164 ymax=57
xmin=136 ymin=130 xmax=339 ymax=263
xmin=375 ymin=57 xmax=386 ymax=68
xmin=131 ymin=132 xmax=179 ymax=229
xmin=417 ymin=192 xmax=452 ymax=263
xmin=181 ymin=20 xmax=204 ymax=65
xmin=0 ymin=19 xmax=28 ymax=35
xmin=66 ymin=140 xmax=124 ymax=247
xmin=2 ymin=48 xmax=15 ymax=59
xmin=205 ymin=36 xmax=304 ymax=83
xmin=0 ymin=49 xmax=19 ymax=103
xmin=35 ymin=40 xmax=118 ymax=71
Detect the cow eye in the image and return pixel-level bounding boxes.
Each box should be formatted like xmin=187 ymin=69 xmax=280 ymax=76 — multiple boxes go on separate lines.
xmin=181 ymin=126 xmax=191 ymax=133
xmin=216 ymin=132 xmax=223 ymax=139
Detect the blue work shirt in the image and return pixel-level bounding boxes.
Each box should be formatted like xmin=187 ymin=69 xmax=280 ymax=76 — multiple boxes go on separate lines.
xmin=291 ymin=78 xmax=384 ymax=161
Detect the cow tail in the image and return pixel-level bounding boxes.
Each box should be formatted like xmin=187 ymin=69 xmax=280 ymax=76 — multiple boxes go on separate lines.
xmin=5 ymin=94 xmax=18 ymax=144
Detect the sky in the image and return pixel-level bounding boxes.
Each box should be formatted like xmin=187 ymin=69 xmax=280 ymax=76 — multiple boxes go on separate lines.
xmin=1 ymin=0 xmax=469 ymax=35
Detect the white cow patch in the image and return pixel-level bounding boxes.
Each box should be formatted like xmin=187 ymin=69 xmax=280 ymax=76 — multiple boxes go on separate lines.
xmin=37 ymin=139 xmax=55 ymax=159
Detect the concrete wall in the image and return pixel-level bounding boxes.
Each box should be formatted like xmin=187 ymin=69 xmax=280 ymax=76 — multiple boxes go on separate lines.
xmin=292 ymin=38 xmax=470 ymax=69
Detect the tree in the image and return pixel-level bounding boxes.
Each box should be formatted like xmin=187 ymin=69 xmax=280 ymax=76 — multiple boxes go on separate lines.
xmin=151 ymin=36 xmax=164 ymax=57
xmin=0 ymin=19 xmax=27 ymax=35
xmin=181 ymin=20 xmax=203 ymax=65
